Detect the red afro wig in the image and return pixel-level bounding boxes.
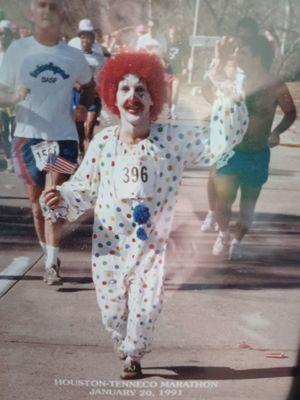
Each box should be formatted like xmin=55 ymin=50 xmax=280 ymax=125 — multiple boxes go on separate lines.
xmin=98 ymin=52 xmax=167 ymax=120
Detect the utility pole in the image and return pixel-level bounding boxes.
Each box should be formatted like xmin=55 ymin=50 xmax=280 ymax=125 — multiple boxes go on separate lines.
xmin=148 ymin=0 xmax=152 ymax=21
xmin=281 ymin=0 xmax=291 ymax=56
xmin=188 ymin=0 xmax=201 ymax=84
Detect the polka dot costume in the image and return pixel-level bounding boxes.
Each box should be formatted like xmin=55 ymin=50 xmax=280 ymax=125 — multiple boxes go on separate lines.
xmin=208 ymin=67 xmax=249 ymax=168
xmin=41 ymin=115 xmax=247 ymax=360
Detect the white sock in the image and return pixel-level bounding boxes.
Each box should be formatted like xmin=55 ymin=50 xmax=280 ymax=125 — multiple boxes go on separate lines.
xmin=231 ymin=238 xmax=240 ymax=245
xmin=171 ymin=103 xmax=176 ymax=113
xmin=46 ymin=245 xmax=59 ymax=268
xmin=39 ymin=242 xmax=47 ymax=256
xmin=208 ymin=210 xmax=215 ymax=216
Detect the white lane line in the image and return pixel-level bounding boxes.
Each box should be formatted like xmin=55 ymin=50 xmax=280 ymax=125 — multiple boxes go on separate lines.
xmin=0 ymin=256 xmax=40 ymax=298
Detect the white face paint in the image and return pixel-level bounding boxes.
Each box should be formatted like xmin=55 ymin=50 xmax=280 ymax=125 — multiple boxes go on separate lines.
xmin=116 ymin=74 xmax=153 ymax=125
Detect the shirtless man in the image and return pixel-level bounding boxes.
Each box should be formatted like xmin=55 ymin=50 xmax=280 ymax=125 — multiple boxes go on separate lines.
xmin=212 ymin=35 xmax=297 ymax=259
xmin=201 ymin=17 xmax=259 ymax=233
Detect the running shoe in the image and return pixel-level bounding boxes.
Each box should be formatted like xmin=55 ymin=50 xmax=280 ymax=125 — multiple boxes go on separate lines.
xmin=6 ymin=158 xmax=14 ymax=173
xmin=43 ymin=259 xmax=62 ymax=285
xmin=201 ymin=212 xmax=218 ymax=233
xmin=228 ymin=239 xmax=242 ymax=260
xmin=212 ymin=232 xmax=230 ymax=256
xmin=120 ymin=358 xmax=142 ymax=380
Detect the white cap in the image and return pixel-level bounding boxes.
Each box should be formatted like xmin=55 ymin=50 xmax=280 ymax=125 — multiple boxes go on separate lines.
xmin=78 ymin=19 xmax=94 ymax=32
xmin=0 ymin=20 xmax=12 ymax=30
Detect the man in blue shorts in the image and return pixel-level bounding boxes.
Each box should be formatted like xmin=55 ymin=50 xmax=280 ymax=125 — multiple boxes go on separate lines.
xmin=213 ymin=35 xmax=297 ymax=260
xmin=0 ymin=0 xmax=93 ymax=284
xmin=72 ymin=26 xmax=105 ymax=155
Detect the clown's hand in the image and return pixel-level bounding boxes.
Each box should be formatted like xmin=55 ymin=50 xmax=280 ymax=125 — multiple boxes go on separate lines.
xmin=43 ymin=187 xmax=61 ymax=210
xmin=215 ymin=36 xmax=237 ymax=62
xmin=210 ymin=37 xmax=238 ymax=82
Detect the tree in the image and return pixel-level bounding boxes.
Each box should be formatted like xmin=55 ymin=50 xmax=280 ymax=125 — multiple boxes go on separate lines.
xmin=0 ymin=0 xmax=299 ymax=80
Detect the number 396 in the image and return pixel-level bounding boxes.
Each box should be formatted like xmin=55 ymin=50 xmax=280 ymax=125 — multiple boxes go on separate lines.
xmin=123 ymin=166 xmax=148 ymax=183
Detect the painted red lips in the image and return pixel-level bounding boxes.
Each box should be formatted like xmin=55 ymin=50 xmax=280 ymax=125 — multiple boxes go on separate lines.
xmin=124 ymin=98 xmax=144 ymax=115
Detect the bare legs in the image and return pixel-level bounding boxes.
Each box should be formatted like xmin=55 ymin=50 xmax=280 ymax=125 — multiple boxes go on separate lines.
xmin=213 ymin=173 xmax=262 ymax=257
xmin=235 ymin=184 xmax=261 ymax=241
xmin=214 ymin=174 xmax=239 ymax=233
xmin=26 ymin=183 xmax=45 ymax=243
xmin=207 ymin=165 xmax=217 ymax=212
xmin=170 ymin=77 xmax=180 ymax=108
xmin=26 ymin=171 xmax=70 ymax=282
xmin=167 ymin=76 xmax=180 ymax=119
xmin=77 ymin=110 xmax=98 ymax=155
xmin=201 ymin=165 xmax=218 ymax=232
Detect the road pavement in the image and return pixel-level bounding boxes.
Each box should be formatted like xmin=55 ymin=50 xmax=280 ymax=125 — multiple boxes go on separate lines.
xmin=0 ymin=88 xmax=300 ymax=400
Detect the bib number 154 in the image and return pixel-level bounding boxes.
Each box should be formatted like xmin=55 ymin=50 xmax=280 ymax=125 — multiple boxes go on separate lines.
xmin=122 ymin=166 xmax=148 ymax=183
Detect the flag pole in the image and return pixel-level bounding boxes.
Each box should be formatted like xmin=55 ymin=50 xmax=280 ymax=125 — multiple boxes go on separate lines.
xmin=49 ymin=152 xmax=55 ymax=189
xmin=50 ymin=171 xmax=55 ymax=190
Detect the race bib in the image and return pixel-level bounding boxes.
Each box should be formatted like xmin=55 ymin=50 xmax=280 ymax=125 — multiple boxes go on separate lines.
xmin=31 ymin=141 xmax=59 ymax=171
xmin=113 ymin=155 xmax=157 ymax=199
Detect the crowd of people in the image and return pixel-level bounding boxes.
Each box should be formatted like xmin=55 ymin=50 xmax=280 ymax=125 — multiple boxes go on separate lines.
xmin=0 ymin=0 xmax=297 ymax=380
xmin=0 ymin=10 xmax=190 ymax=169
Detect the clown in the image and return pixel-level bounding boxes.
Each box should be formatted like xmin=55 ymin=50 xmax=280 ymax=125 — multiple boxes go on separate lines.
xmin=41 ymin=52 xmax=248 ymax=379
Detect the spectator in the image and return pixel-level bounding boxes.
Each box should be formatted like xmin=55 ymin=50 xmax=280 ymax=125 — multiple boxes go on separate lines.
xmin=136 ymin=19 xmax=167 ymax=58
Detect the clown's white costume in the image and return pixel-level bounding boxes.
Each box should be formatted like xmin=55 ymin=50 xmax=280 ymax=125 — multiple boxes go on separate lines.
xmin=41 ymin=106 xmax=247 ymax=360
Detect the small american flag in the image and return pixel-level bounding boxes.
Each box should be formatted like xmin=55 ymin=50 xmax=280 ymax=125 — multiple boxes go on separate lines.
xmin=44 ymin=153 xmax=77 ymax=174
